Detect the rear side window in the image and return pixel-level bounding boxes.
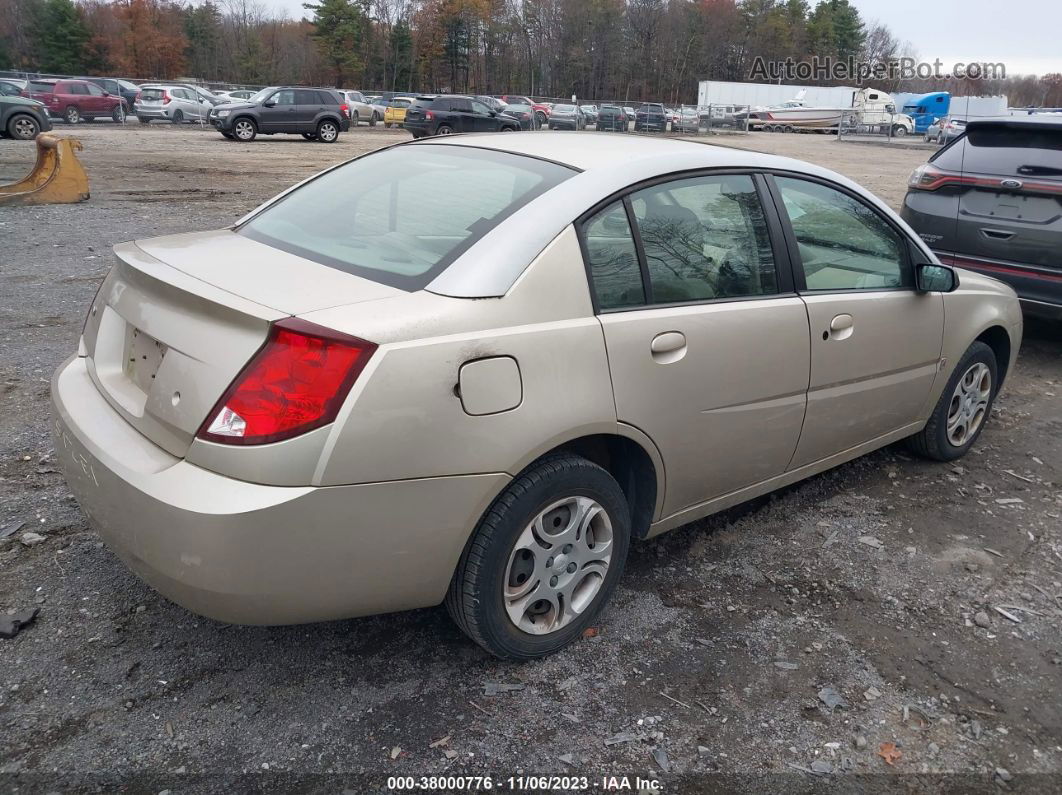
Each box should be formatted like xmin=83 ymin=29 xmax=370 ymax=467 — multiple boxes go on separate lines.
xmin=317 ymin=90 xmax=338 ymax=104
xmin=583 ymin=202 xmax=645 ymax=310
xmin=448 ymin=97 xmax=472 ymax=112
xmin=240 ymin=145 xmax=574 ymax=291
xmin=958 ymin=125 xmax=1062 ymax=178
xmin=29 ymin=81 xmax=54 ymax=93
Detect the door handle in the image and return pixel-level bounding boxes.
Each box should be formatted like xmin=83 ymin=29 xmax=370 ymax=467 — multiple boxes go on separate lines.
xmin=824 ymin=314 xmax=854 ymax=341
xmin=981 ymin=228 xmax=1015 ymax=241
xmin=650 ymin=331 xmax=687 ymax=363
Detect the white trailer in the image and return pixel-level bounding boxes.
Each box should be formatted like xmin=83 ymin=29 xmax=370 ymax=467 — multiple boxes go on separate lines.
xmin=697 ymin=80 xmax=859 ymax=110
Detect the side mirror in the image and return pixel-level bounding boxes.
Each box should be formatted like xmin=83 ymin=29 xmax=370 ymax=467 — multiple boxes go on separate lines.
xmin=264 ymin=100 xmax=276 ymax=108
xmin=916 ymin=263 xmax=958 ymax=293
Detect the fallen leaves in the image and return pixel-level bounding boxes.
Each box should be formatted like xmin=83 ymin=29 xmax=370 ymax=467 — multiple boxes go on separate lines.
xmin=877 ymin=742 xmax=902 ymax=766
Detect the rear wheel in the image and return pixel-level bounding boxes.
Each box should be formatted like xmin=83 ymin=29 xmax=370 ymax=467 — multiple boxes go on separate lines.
xmin=436 ymin=124 xmax=454 ymax=135
xmin=316 ymin=119 xmax=339 ymax=142
xmin=64 ymin=106 xmax=80 ymax=124
xmin=172 ymin=109 xmax=183 ymax=124
xmin=385 ymin=122 xmax=393 ymax=128
xmin=352 ymin=110 xmax=359 ymax=126
xmin=446 ymin=454 xmax=631 ymax=660
xmin=137 ymin=116 xmax=149 ymax=124
xmin=8 ymin=114 xmax=40 ymax=140
xmin=232 ymin=117 xmax=256 ymax=141
xmin=908 ymin=341 xmax=998 ymax=461
xmin=369 ymin=112 xmax=378 ymax=127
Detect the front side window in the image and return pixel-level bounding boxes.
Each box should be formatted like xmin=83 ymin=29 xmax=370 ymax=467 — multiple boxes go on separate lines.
xmin=774 ymin=176 xmax=909 ymax=291
xmin=240 ymin=145 xmax=574 ymax=290
xmin=471 ymin=100 xmax=491 ymax=115
xmin=271 ymin=90 xmax=296 ymax=106
xmin=630 ymin=174 xmax=778 ymax=303
xmin=583 ymin=201 xmax=645 ymax=310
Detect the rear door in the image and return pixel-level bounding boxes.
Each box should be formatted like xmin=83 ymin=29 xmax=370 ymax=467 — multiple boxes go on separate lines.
xmin=768 ymin=174 xmax=944 ymax=468
xmin=295 ymin=89 xmax=323 ymax=128
xmin=584 ymin=172 xmax=810 ymax=517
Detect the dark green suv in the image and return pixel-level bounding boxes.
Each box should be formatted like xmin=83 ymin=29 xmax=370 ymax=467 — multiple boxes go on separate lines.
xmin=0 ymin=94 xmax=52 ymax=140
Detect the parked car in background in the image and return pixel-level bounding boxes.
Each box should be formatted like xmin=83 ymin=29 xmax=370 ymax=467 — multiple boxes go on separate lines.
xmin=0 ymin=94 xmax=52 ymax=139
xmin=623 ymin=106 xmax=636 ymax=119
xmin=135 ymin=84 xmax=214 ymax=124
xmin=548 ymin=104 xmax=586 ymax=130
xmin=500 ymin=94 xmax=533 ymax=107
xmin=699 ymin=104 xmax=742 ymax=129
xmin=218 ymin=89 xmax=256 ymax=101
xmin=902 ymin=115 xmax=1062 ymax=318
xmin=476 ymin=95 xmax=508 ymax=113
xmin=339 ymin=90 xmax=381 ymax=125
xmin=501 ymin=95 xmax=551 ymax=126
xmin=209 ymin=87 xmax=349 ymax=142
xmin=384 ymin=96 xmax=413 ymax=128
xmin=634 ymin=102 xmax=668 ymax=132
xmin=53 ymin=133 xmax=1020 ymax=661
xmin=934 ymin=116 xmax=967 ymax=144
xmin=80 ymin=77 xmax=140 ymax=111
xmin=924 ymin=117 xmax=944 ymax=142
xmin=671 ymin=107 xmax=699 ymax=133
xmin=403 ymin=95 xmax=520 ymax=137
xmin=502 ymin=103 xmax=536 ymax=130
xmin=581 ymin=104 xmax=599 ymax=125
xmin=25 ymin=78 xmax=124 ymax=124
xmin=1 ymin=78 xmax=27 ymax=96
xmin=595 ymin=104 xmax=628 ymax=132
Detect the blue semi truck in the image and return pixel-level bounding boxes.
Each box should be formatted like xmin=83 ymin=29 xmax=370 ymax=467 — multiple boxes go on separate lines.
xmin=902 ymin=92 xmax=951 ymax=134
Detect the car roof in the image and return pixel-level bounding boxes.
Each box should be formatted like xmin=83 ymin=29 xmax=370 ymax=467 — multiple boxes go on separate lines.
xmin=965 ymin=115 xmax=1062 ymax=131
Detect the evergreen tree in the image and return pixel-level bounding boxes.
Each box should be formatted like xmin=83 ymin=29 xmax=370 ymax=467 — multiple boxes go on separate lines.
xmin=32 ymin=0 xmax=90 ymax=73
xmin=304 ymin=0 xmax=364 ymax=87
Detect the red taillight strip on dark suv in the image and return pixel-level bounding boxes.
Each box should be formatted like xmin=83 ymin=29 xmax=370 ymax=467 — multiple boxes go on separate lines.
xmin=910 ymin=164 xmax=1062 ymax=194
xmin=197 ymin=318 xmax=377 ymax=446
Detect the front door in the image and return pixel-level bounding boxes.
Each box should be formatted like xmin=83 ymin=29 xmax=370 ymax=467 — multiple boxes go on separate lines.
xmin=584 ymin=173 xmax=811 ymax=517
xmin=768 ymin=175 xmax=945 ymax=468
xmin=260 ymin=89 xmax=296 ymax=132
xmin=447 ymin=97 xmax=475 ymax=133
xmin=470 ymin=99 xmax=497 ymax=131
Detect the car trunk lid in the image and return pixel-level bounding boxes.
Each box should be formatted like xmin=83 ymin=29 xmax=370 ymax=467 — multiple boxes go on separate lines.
xmin=81 ymin=231 xmax=403 ymax=457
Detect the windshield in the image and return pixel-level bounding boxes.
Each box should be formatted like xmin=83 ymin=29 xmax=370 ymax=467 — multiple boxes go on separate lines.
xmin=247 ymin=88 xmax=273 ymax=104
xmin=240 ymin=145 xmax=575 ymax=290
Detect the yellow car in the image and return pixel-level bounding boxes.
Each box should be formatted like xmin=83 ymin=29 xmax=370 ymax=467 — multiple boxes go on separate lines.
xmin=384 ymin=97 xmax=413 ymax=128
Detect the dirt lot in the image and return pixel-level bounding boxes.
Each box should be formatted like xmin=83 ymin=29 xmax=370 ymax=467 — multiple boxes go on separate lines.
xmin=1 ymin=125 xmax=1060 ymax=793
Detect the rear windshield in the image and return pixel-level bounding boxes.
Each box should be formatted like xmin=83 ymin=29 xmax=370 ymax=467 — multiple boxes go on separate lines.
xmin=553 ymin=104 xmax=575 ymax=112
xmin=390 ymin=97 xmax=412 ymax=107
xmin=934 ymin=125 xmax=1062 ymax=178
xmin=239 ymin=145 xmax=575 ymax=290
xmin=140 ymin=88 xmax=166 ymax=101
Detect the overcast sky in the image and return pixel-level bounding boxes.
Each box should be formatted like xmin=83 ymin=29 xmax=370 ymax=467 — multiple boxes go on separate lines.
xmin=851 ymin=0 xmax=1060 ymax=76
xmin=266 ymin=0 xmax=1059 ymax=78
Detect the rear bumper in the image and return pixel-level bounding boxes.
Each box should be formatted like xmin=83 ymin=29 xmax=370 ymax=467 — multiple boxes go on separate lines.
xmin=135 ymin=106 xmax=171 ymax=119
xmin=935 ymin=252 xmax=1062 ymax=315
xmin=52 ymin=354 xmax=508 ymax=625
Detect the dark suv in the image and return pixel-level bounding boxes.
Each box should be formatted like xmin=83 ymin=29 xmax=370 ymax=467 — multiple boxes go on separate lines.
xmin=403 ymin=95 xmax=520 ymax=137
xmin=209 ymin=87 xmax=350 ymax=142
xmin=0 ymin=94 xmax=52 ymax=139
xmin=901 ymin=116 xmax=1062 ymax=318
xmin=634 ymin=103 xmax=668 ymax=132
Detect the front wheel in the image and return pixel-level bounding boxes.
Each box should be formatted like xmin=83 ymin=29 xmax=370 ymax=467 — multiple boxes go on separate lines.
xmin=8 ymin=114 xmax=41 ymax=140
xmin=112 ymin=105 xmax=125 ymax=122
xmin=908 ymin=341 xmax=998 ymax=461
xmin=892 ymin=124 xmax=908 ymax=137
xmin=446 ymin=454 xmax=631 ymax=660
xmin=232 ymin=117 xmax=257 ymax=141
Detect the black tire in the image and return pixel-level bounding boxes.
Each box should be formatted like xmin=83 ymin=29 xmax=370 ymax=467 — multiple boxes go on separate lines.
xmin=137 ymin=116 xmax=150 ymax=124
xmin=315 ymin=119 xmax=339 ymax=143
xmin=301 ymin=132 xmax=317 ymax=140
xmin=385 ymin=122 xmax=393 ymax=128
xmin=7 ymin=113 xmax=40 ymax=140
xmin=369 ymin=112 xmax=378 ymax=127
xmin=892 ymin=124 xmax=908 ymax=137
xmin=112 ymin=105 xmax=124 ymax=123
xmin=352 ymin=110 xmax=359 ymax=126
xmin=221 ymin=132 xmax=234 ymax=139
xmin=172 ymin=109 xmax=183 ymax=124
xmin=446 ymin=453 xmax=631 ymax=660
xmin=436 ymin=123 xmax=454 ymax=136
xmin=231 ymin=117 xmax=257 ymax=141
xmin=64 ymin=106 xmax=80 ymax=124
xmin=907 ymin=341 xmax=998 ymax=461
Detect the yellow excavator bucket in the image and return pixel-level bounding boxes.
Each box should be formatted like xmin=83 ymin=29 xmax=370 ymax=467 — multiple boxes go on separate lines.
xmin=0 ymin=133 xmax=90 ymax=206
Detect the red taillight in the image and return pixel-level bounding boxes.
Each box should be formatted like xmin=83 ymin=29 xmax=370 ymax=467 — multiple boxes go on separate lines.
xmin=908 ymin=163 xmax=971 ymax=191
xmin=162 ymin=90 xmax=171 ymax=105
xmin=197 ymin=318 xmax=376 ymax=446
xmin=340 ymin=103 xmax=350 ymax=118
xmin=425 ymin=110 xmax=434 ymax=120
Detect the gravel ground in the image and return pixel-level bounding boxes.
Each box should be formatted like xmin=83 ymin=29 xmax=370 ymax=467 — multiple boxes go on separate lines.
xmin=1 ymin=124 xmax=1061 ymax=794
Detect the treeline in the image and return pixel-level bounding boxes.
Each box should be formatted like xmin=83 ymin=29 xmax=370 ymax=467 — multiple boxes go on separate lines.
xmin=1 ymin=0 xmax=1059 ymax=105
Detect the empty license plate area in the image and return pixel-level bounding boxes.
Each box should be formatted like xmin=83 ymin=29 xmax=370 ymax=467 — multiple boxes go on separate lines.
xmin=123 ymin=326 xmax=167 ymax=395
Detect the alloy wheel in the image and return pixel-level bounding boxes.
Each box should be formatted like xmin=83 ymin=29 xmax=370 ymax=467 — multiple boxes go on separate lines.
xmin=503 ymin=496 xmax=613 ymax=635
xmin=65 ymin=107 xmax=80 ymax=124
xmin=234 ymin=120 xmax=255 ymax=140
xmin=318 ymin=122 xmax=338 ymax=142
xmin=946 ymin=362 xmax=991 ymax=447
xmin=11 ymin=116 xmax=39 ymax=139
